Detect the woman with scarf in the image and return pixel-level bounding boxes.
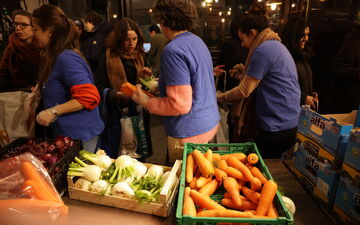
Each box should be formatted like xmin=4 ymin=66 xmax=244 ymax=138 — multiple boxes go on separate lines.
xmin=31 ymin=5 xmax=104 ymax=152
xmin=281 ymin=17 xmax=318 ymax=110
xmin=217 ymin=12 xmax=301 ymax=159
xmin=0 ymin=10 xmax=41 ymax=90
xmin=95 ymin=18 xmax=152 ymax=159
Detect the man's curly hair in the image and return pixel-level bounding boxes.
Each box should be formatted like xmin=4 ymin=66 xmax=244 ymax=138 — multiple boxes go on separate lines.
xmin=152 ymin=0 xmax=198 ymax=31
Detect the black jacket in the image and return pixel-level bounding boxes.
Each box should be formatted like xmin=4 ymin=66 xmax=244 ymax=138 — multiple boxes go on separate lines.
xmin=324 ymin=26 xmax=360 ymax=113
xmin=81 ymin=21 xmax=113 ymax=71
xmin=294 ymin=48 xmax=315 ymax=105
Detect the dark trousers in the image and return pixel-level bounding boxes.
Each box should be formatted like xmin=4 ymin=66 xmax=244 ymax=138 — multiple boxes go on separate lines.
xmin=255 ymin=127 xmax=297 ymax=159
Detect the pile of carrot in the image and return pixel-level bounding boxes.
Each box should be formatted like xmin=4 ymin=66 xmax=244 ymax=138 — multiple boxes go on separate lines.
xmin=0 ymin=160 xmax=68 ymax=220
xmin=183 ymin=149 xmax=279 ymax=223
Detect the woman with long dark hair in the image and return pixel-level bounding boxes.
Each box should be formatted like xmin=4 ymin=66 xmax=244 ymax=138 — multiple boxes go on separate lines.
xmin=32 ymin=5 xmax=104 ymax=152
xmin=281 ymin=17 xmax=317 ymax=109
xmin=95 ymin=18 xmax=152 ymax=158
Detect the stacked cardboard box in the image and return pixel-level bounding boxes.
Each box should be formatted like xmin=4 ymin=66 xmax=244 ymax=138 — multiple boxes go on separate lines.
xmin=332 ymin=128 xmax=360 ymax=225
xmin=294 ymin=106 xmax=356 ymax=209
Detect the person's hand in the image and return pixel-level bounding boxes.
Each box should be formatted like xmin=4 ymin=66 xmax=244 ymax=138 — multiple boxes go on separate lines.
xmin=311 ymin=92 xmax=318 ymax=101
xmin=213 ymin=65 xmax=226 ymax=77
xmin=216 ymin=90 xmax=226 ymax=102
xmin=115 ymin=91 xmax=129 ymax=102
xmin=131 ymin=84 xmax=150 ymax=107
xmin=229 ymin=63 xmax=245 ymax=80
xmin=305 ymin=95 xmax=316 ymax=109
xmin=142 ymin=67 xmax=152 ymax=77
xmin=36 ymin=108 xmax=58 ymax=126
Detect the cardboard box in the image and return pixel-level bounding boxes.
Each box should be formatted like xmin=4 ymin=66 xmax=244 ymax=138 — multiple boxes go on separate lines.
xmin=343 ymin=128 xmax=360 ymax=182
xmin=333 ymin=175 xmax=360 ymax=225
xmin=333 ymin=204 xmax=358 ymax=225
xmin=296 ymin=132 xmax=349 ymax=169
xmin=294 ymin=145 xmax=341 ymax=208
xmin=297 ymin=106 xmax=355 ymax=157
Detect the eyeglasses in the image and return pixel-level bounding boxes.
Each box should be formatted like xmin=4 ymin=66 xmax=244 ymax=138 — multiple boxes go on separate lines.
xmin=13 ymin=22 xmax=32 ymax=29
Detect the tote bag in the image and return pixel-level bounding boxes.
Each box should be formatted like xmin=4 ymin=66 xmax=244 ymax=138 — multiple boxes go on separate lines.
xmin=0 ymin=91 xmax=35 ymax=147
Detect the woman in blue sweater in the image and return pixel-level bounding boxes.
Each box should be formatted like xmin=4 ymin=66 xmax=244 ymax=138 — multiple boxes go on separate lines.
xmin=31 ymin=5 xmax=104 ymax=152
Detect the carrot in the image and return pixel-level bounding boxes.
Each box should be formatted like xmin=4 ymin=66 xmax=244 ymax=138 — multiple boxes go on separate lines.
xmin=120 ymin=82 xmax=137 ymax=96
xmin=225 ymin=167 xmax=245 ymax=180
xmin=0 ymin=199 xmax=66 ymax=214
xmin=255 ymin=180 xmax=278 ymax=216
xmin=23 ymin=179 xmax=59 ymax=202
xmin=266 ymin=202 xmax=278 ymax=218
xmin=223 ymin=192 xmax=247 ymax=201
xmin=250 ymin=167 xmax=268 ymax=185
xmin=189 ymin=177 xmax=198 ymax=189
xmin=183 ymin=187 xmax=197 ymax=217
xmin=244 ymin=210 xmax=256 ymax=214
xmin=205 ymin=149 xmax=213 ymax=163
xmin=245 ymin=162 xmax=253 ymax=170
xmin=214 ymin=168 xmax=227 ymax=183
xmin=224 ymin=192 xmax=248 ymax=201
xmin=190 ymin=190 xmax=226 ymax=210
xmin=192 ymin=150 xmax=215 ymax=178
xmin=196 ymin=176 xmax=212 ymax=189
xmin=227 ymin=157 xmax=254 ymax=182
xmin=238 ymin=180 xmax=246 ymax=189
xmin=247 ymin=153 xmax=259 ymax=164
xmin=197 ymin=209 xmax=253 ymax=218
xmin=242 ymin=186 xmax=261 ymax=204
xmin=223 ymin=177 xmax=242 ymax=206
xmin=120 ymin=82 xmax=154 ymax=97
xmin=186 ymin=153 xmax=196 ymax=183
xmin=219 ymin=160 xmax=229 ymax=171
xmin=213 ymin=153 xmax=221 ymax=161
xmin=250 ymin=177 xmax=262 ymax=192
xmin=21 ymin=161 xmax=60 ymax=202
xmin=221 ymin=153 xmax=246 ymax=162
xmin=199 ymin=179 xmax=219 ymax=196
xmin=221 ymin=198 xmax=257 ymax=211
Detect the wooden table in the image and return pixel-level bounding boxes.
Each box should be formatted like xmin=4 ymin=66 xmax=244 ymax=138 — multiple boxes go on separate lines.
xmin=63 ymin=159 xmax=335 ymax=225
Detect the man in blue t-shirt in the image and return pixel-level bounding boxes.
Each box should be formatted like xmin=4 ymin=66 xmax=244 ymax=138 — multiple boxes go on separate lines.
xmin=218 ymin=13 xmax=301 ymax=158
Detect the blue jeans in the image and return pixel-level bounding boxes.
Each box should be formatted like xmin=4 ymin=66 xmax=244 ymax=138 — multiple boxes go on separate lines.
xmin=82 ymin=136 xmax=99 ymax=153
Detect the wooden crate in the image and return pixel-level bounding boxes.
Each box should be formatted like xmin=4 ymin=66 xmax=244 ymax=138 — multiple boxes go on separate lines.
xmin=67 ymin=160 xmax=181 ymax=217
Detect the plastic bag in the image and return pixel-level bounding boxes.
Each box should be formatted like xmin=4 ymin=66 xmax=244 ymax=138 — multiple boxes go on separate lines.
xmin=119 ymin=107 xmax=150 ymax=158
xmin=0 ymin=153 xmax=68 ymax=225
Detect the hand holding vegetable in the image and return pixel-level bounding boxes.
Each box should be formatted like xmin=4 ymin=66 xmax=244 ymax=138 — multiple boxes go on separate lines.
xmin=131 ymin=84 xmax=151 ymax=107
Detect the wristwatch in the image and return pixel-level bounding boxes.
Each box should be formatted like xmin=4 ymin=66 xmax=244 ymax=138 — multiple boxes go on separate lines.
xmin=49 ymin=108 xmax=59 ymax=117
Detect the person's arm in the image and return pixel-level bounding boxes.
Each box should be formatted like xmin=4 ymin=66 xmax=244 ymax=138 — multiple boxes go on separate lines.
xmin=332 ymin=39 xmax=360 ymax=81
xmin=37 ymin=51 xmax=101 ymax=126
xmin=36 ymin=99 xmax=83 ymax=126
xmin=146 ymin=85 xmax=192 ymax=116
xmin=218 ymin=49 xmax=269 ymax=101
xmin=218 ymin=75 xmax=260 ymax=101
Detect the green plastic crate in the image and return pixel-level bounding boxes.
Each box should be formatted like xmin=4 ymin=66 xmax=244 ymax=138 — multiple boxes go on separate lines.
xmin=176 ymin=142 xmax=294 ymax=225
